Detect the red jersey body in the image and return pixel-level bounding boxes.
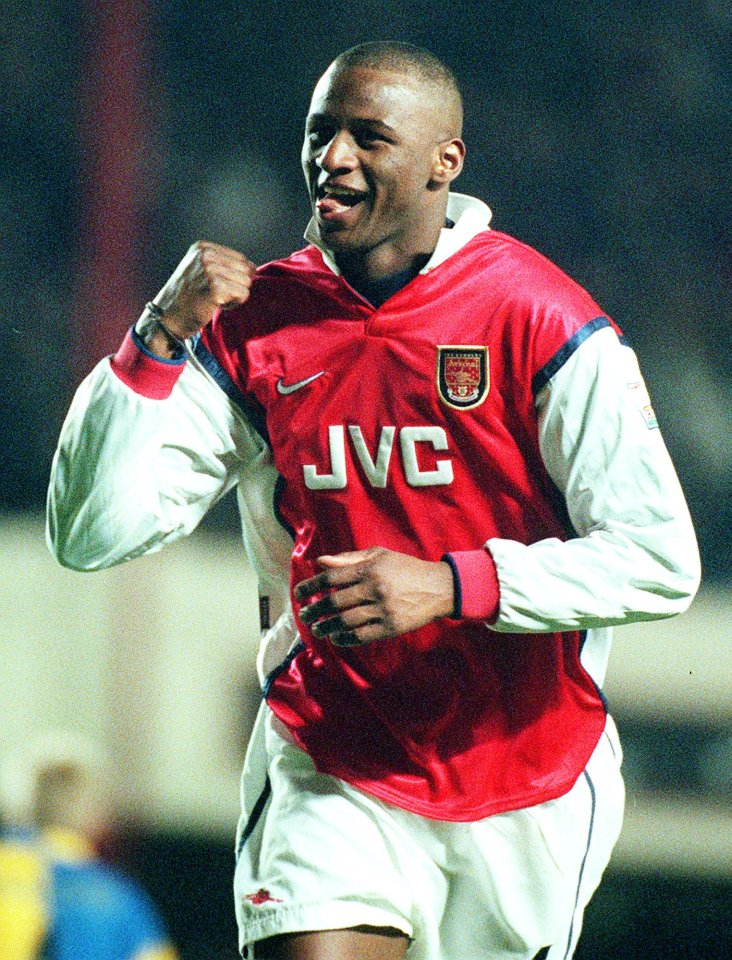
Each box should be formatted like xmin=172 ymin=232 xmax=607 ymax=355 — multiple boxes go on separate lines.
xmin=200 ymin=229 xmax=614 ymax=821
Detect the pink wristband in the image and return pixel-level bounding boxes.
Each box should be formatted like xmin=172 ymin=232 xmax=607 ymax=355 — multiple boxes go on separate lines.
xmin=443 ymin=548 xmax=500 ymax=622
xmin=111 ymin=326 xmax=186 ymax=399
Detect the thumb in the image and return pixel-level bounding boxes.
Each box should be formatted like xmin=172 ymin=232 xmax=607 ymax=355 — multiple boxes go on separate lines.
xmin=316 ymin=549 xmax=373 ymax=568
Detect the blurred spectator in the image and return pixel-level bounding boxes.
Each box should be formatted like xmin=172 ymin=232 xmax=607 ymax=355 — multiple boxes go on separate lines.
xmin=0 ymin=731 xmax=179 ymax=960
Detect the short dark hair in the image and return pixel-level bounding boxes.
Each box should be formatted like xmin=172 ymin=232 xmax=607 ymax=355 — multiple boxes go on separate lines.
xmin=333 ymin=41 xmax=463 ymax=118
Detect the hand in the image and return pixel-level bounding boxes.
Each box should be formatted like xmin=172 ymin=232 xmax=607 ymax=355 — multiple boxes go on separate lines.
xmin=152 ymin=241 xmax=257 ymax=339
xmin=295 ymin=547 xmax=455 ymax=646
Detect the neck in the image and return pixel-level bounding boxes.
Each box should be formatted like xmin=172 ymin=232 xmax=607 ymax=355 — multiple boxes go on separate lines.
xmin=335 ymin=208 xmax=448 ymax=284
xmin=338 ymin=248 xmax=431 ymax=288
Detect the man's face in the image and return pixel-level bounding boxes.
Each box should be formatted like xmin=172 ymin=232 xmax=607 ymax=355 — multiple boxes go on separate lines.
xmin=301 ymin=65 xmax=458 ymax=269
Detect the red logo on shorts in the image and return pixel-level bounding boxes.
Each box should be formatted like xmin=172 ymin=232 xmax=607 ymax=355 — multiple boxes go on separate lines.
xmin=244 ymin=888 xmax=283 ymax=905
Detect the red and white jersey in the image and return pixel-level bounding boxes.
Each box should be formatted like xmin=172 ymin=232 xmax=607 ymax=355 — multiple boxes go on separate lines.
xmin=47 ymin=194 xmax=700 ymax=821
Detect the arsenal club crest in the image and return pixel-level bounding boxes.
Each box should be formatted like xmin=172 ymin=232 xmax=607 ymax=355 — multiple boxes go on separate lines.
xmin=436 ymin=346 xmax=489 ymax=410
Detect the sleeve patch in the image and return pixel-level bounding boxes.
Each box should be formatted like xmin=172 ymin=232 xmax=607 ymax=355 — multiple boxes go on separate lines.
xmin=627 ymin=380 xmax=659 ymax=429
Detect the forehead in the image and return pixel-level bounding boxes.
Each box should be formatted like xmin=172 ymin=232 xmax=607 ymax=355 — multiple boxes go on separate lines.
xmin=307 ymin=65 xmax=432 ymax=124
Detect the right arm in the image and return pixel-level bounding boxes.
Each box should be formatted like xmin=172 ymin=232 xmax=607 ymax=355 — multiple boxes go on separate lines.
xmin=46 ymin=346 xmax=265 ymax=570
xmin=47 ymin=242 xmax=261 ymax=571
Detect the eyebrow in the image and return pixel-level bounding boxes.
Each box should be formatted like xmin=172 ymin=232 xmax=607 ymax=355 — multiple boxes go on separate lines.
xmin=306 ymin=113 xmax=397 ymax=134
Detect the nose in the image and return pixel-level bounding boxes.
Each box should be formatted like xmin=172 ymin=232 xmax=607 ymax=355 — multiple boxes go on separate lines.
xmin=315 ymin=131 xmax=357 ymax=173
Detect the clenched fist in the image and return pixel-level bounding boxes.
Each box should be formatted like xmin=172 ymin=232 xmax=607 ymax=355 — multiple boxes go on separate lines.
xmin=138 ymin=241 xmax=256 ymax=357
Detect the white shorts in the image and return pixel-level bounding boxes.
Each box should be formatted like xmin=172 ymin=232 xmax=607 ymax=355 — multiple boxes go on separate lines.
xmin=234 ymin=705 xmax=624 ymax=960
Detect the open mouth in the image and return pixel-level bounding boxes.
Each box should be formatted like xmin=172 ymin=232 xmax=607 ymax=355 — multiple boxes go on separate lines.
xmin=315 ymin=183 xmax=369 ymax=222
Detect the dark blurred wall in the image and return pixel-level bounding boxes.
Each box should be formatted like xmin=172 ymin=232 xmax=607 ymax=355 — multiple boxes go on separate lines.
xmin=2 ymin=0 xmax=729 ymax=583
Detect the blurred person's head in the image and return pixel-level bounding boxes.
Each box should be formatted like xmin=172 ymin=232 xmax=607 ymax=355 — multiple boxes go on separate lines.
xmin=0 ymin=731 xmax=111 ymax=844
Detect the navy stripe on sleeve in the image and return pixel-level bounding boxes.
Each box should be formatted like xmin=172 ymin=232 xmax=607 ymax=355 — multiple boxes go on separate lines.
xmin=274 ymin=474 xmax=296 ymax=540
xmin=531 ymin=316 xmax=612 ymax=397
xmin=193 ymin=338 xmax=270 ymax=445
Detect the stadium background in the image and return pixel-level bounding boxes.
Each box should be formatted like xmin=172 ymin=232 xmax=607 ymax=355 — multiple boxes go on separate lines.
xmin=1 ymin=1 xmax=729 ymax=957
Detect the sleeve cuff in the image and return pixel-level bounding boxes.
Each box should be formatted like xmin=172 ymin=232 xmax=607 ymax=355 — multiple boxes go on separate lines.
xmin=110 ymin=326 xmax=187 ymax=399
xmin=442 ymin=547 xmax=500 ymax=622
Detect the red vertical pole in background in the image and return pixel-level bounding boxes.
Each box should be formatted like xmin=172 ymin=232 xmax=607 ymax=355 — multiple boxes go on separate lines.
xmin=75 ymin=0 xmax=155 ymax=378
xmin=74 ymin=2 xmax=164 ymax=829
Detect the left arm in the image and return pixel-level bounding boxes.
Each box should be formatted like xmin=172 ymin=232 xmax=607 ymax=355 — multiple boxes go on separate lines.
xmin=297 ymin=328 xmax=700 ymax=642
xmin=484 ymin=326 xmax=700 ymax=632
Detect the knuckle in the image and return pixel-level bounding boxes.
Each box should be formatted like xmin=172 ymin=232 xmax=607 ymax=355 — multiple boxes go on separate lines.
xmin=322 ymin=594 xmax=339 ymax=615
xmin=318 ymin=570 xmax=334 ymax=589
xmin=199 ymin=247 xmax=217 ymax=269
xmin=208 ymin=279 xmax=227 ymax=302
xmin=370 ymin=569 xmax=389 ymax=599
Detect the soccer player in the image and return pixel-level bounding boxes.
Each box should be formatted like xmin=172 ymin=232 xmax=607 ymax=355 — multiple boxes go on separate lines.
xmin=0 ymin=732 xmax=178 ymax=960
xmin=47 ymin=41 xmax=700 ymax=960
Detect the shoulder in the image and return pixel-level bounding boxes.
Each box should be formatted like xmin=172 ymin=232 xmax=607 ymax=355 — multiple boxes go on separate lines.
xmin=202 ymin=244 xmax=346 ymax=355
xmin=256 ymin=244 xmax=330 ymax=280
xmin=456 ymin=230 xmax=625 ymax=375
xmin=463 ymin=230 xmax=602 ymax=312
xmin=232 ymin=246 xmax=338 ymax=321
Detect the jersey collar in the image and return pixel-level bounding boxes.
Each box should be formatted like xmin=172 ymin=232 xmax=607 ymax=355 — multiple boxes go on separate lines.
xmin=304 ymin=192 xmax=493 ymax=277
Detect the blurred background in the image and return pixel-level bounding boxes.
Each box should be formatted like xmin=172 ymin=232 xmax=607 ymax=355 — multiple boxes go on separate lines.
xmin=1 ymin=0 xmax=729 ymax=957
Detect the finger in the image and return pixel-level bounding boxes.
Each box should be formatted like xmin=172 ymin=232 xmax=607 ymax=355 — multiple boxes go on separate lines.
xmin=202 ymin=269 xmax=255 ymax=307
xmin=330 ymin=632 xmax=361 ymax=647
xmin=331 ymin=621 xmax=387 ymax=647
xmin=316 ymin=550 xmax=375 ymax=568
xmin=299 ymin=583 xmax=371 ymax=624
xmin=294 ymin=566 xmax=363 ymax=603
xmin=191 ymin=240 xmax=254 ymax=267
xmin=308 ymin=602 xmax=379 ymax=638
xmin=222 ymin=259 xmax=257 ymax=285
xmin=202 ymin=249 xmax=257 ymax=280
xmin=299 ymin=594 xmax=337 ymax=624
xmin=189 ymin=246 xmax=255 ymax=295
xmin=296 ymin=550 xmax=383 ymax=600
xmin=215 ymin=246 xmax=256 ymax=271
xmin=294 ymin=571 xmax=331 ymax=604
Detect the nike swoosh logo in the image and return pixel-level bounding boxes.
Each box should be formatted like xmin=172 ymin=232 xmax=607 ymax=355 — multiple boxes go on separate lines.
xmin=276 ymin=371 xmax=325 ymax=395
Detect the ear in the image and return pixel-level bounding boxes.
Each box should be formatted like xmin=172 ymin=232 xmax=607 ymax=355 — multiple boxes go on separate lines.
xmin=429 ymin=138 xmax=466 ymax=187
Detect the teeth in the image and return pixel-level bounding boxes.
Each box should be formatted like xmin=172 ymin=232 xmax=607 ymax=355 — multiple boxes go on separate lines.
xmin=321 ymin=185 xmax=364 ymax=199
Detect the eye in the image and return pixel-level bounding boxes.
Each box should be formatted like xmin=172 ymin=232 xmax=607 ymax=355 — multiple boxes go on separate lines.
xmin=305 ymin=123 xmax=334 ymax=150
xmin=354 ymin=129 xmax=387 ymax=149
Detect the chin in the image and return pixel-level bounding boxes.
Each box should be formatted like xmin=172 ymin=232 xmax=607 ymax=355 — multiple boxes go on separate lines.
xmin=318 ymin=226 xmax=362 ymax=251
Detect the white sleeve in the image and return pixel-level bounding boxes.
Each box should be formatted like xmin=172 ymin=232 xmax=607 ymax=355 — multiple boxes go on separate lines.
xmin=487 ymin=326 xmax=701 ymax=632
xmin=47 ymin=355 xmax=266 ymax=571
